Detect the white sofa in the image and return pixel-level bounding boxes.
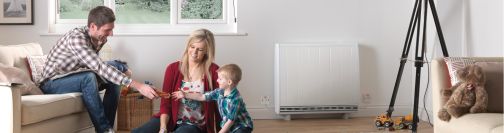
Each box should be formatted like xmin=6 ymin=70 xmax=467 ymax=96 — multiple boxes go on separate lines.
xmin=0 ymin=43 xmax=95 ymax=133
xmin=432 ymin=57 xmax=503 ymax=133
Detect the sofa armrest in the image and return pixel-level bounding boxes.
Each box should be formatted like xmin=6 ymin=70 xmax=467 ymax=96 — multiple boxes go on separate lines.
xmin=0 ymin=83 xmax=21 ymax=133
xmin=431 ymin=58 xmax=450 ymax=124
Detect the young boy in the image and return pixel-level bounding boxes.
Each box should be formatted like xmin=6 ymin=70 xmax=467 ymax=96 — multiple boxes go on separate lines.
xmin=173 ymin=64 xmax=253 ymax=133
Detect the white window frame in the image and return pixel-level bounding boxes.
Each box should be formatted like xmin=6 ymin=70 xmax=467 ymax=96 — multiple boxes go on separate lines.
xmin=48 ymin=0 xmax=238 ymax=35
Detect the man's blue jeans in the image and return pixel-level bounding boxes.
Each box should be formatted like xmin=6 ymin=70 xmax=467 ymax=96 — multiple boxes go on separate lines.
xmin=40 ymin=60 xmax=127 ymax=133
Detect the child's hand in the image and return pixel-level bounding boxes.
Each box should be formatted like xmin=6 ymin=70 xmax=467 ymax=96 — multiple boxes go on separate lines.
xmin=158 ymin=127 xmax=167 ymax=133
xmin=172 ymin=90 xmax=185 ymax=101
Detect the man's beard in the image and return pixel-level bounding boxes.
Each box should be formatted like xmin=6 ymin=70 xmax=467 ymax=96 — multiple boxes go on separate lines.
xmin=96 ymin=35 xmax=106 ymax=44
xmin=92 ymin=34 xmax=106 ymax=46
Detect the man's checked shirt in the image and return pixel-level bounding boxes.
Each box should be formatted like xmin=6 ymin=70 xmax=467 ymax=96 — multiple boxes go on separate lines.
xmin=40 ymin=26 xmax=131 ymax=86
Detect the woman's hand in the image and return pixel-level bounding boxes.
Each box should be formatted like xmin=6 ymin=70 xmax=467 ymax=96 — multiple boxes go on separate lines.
xmin=172 ymin=90 xmax=185 ymax=100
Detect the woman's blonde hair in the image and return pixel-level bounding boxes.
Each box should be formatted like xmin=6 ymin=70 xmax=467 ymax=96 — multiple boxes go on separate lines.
xmin=180 ymin=28 xmax=216 ymax=89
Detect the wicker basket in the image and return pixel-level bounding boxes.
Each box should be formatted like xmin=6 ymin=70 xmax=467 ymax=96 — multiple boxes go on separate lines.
xmin=117 ymin=92 xmax=153 ymax=131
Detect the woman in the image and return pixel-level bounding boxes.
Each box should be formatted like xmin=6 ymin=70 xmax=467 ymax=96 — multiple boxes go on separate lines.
xmin=132 ymin=29 xmax=220 ymax=133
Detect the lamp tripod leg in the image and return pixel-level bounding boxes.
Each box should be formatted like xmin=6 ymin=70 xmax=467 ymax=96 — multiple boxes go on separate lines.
xmin=385 ymin=0 xmax=449 ymax=132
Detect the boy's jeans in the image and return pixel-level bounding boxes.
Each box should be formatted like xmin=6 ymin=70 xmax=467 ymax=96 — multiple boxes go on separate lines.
xmin=40 ymin=60 xmax=127 ymax=133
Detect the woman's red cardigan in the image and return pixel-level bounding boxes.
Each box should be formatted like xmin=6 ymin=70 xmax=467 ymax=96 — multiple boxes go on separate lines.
xmin=154 ymin=61 xmax=221 ymax=133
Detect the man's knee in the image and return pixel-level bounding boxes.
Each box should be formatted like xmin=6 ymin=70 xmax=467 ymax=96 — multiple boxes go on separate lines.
xmin=81 ymin=72 xmax=98 ymax=82
xmin=80 ymin=72 xmax=101 ymax=93
xmin=106 ymin=60 xmax=128 ymax=72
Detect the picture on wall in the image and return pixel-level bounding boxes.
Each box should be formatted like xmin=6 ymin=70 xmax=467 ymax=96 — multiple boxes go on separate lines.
xmin=0 ymin=0 xmax=33 ymax=25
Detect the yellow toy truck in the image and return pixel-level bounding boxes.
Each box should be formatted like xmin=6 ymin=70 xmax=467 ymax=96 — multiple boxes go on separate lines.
xmin=393 ymin=114 xmax=413 ymax=130
xmin=375 ymin=113 xmax=393 ymax=128
xmin=375 ymin=113 xmax=413 ymax=130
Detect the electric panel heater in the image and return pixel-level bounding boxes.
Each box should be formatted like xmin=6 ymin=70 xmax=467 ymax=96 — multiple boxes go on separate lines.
xmin=274 ymin=42 xmax=360 ymax=119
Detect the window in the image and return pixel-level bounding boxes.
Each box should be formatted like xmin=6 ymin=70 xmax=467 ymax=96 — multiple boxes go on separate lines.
xmin=179 ymin=0 xmax=225 ymax=23
xmin=58 ymin=0 xmax=103 ymax=20
xmin=114 ymin=0 xmax=170 ymax=24
xmin=48 ymin=0 xmax=237 ymax=35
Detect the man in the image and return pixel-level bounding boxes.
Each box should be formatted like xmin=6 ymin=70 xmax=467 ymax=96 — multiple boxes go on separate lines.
xmin=39 ymin=6 xmax=158 ymax=133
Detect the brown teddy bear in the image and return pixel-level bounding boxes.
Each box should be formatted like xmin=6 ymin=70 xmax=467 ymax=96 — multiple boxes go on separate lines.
xmin=438 ymin=64 xmax=488 ymax=121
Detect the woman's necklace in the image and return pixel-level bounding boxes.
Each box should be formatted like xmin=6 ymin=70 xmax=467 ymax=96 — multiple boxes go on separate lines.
xmin=187 ymin=66 xmax=201 ymax=91
xmin=188 ymin=66 xmax=199 ymax=82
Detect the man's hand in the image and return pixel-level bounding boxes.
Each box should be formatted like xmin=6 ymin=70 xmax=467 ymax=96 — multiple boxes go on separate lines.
xmin=125 ymin=69 xmax=132 ymax=77
xmin=131 ymin=80 xmax=159 ymax=99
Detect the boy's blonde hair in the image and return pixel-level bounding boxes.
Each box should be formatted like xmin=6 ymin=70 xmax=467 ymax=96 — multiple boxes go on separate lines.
xmin=217 ymin=64 xmax=242 ymax=85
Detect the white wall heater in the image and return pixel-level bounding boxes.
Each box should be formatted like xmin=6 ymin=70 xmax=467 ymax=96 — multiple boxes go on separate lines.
xmin=274 ymin=42 xmax=360 ymax=119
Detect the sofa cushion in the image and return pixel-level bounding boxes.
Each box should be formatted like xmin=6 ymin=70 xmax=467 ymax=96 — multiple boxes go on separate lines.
xmin=0 ymin=43 xmax=43 ymax=76
xmin=0 ymin=63 xmax=43 ymax=95
xmin=26 ymin=55 xmax=47 ymax=84
xmin=475 ymin=62 xmax=503 ymax=113
xmin=444 ymin=57 xmax=476 ymax=86
xmin=448 ymin=113 xmax=503 ymax=133
xmin=492 ymin=126 xmax=503 ymax=133
xmin=21 ymin=93 xmax=85 ymax=125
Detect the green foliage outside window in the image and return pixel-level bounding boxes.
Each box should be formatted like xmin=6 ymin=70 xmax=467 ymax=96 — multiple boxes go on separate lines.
xmin=121 ymin=0 xmax=169 ymax=13
xmin=115 ymin=0 xmax=170 ymax=24
xmin=59 ymin=0 xmax=103 ymax=19
xmin=181 ymin=0 xmax=222 ymax=19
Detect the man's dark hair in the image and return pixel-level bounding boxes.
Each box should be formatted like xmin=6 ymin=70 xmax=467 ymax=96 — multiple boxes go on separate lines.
xmin=88 ymin=6 xmax=115 ymax=29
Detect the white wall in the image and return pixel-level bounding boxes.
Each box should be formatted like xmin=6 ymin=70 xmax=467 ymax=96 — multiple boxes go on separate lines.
xmin=0 ymin=0 xmax=500 ymax=120
xmin=436 ymin=0 xmax=503 ymax=57
xmin=465 ymin=0 xmax=503 ymax=56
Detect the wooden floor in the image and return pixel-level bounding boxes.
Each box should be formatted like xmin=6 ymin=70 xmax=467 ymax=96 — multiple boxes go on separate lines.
xmin=118 ymin=117 xmax=433 ymax=133
xmin=253 ymin=117 xmax=433 ymax=133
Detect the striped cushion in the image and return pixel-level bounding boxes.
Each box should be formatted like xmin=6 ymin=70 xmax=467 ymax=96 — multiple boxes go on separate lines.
xmin=443 ymin=57 xmax=475 ymax=86
xmin=26 ymin=55 xmax=47 ymax=84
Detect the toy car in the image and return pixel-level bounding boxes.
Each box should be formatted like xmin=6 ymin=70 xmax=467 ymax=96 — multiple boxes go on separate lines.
xmin=375 ymin=113 xmax=414 ymax=130
xmin=375 ymin=113 xmax=393 ymax=128
xmin=393 ymin=114 xmax=413 ymax=130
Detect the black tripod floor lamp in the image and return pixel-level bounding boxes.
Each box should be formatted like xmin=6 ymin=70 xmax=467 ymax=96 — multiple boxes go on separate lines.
xmin=386 ymin=0 xmax=450 ymax=132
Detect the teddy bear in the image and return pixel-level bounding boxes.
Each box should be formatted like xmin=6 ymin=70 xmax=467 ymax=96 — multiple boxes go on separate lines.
xmin=438 ymin=64 xmax=488 ymax=121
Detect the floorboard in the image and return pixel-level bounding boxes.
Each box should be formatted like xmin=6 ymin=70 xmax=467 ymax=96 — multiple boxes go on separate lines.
xmin=118 ymin=117 xmax=433 ymax=133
